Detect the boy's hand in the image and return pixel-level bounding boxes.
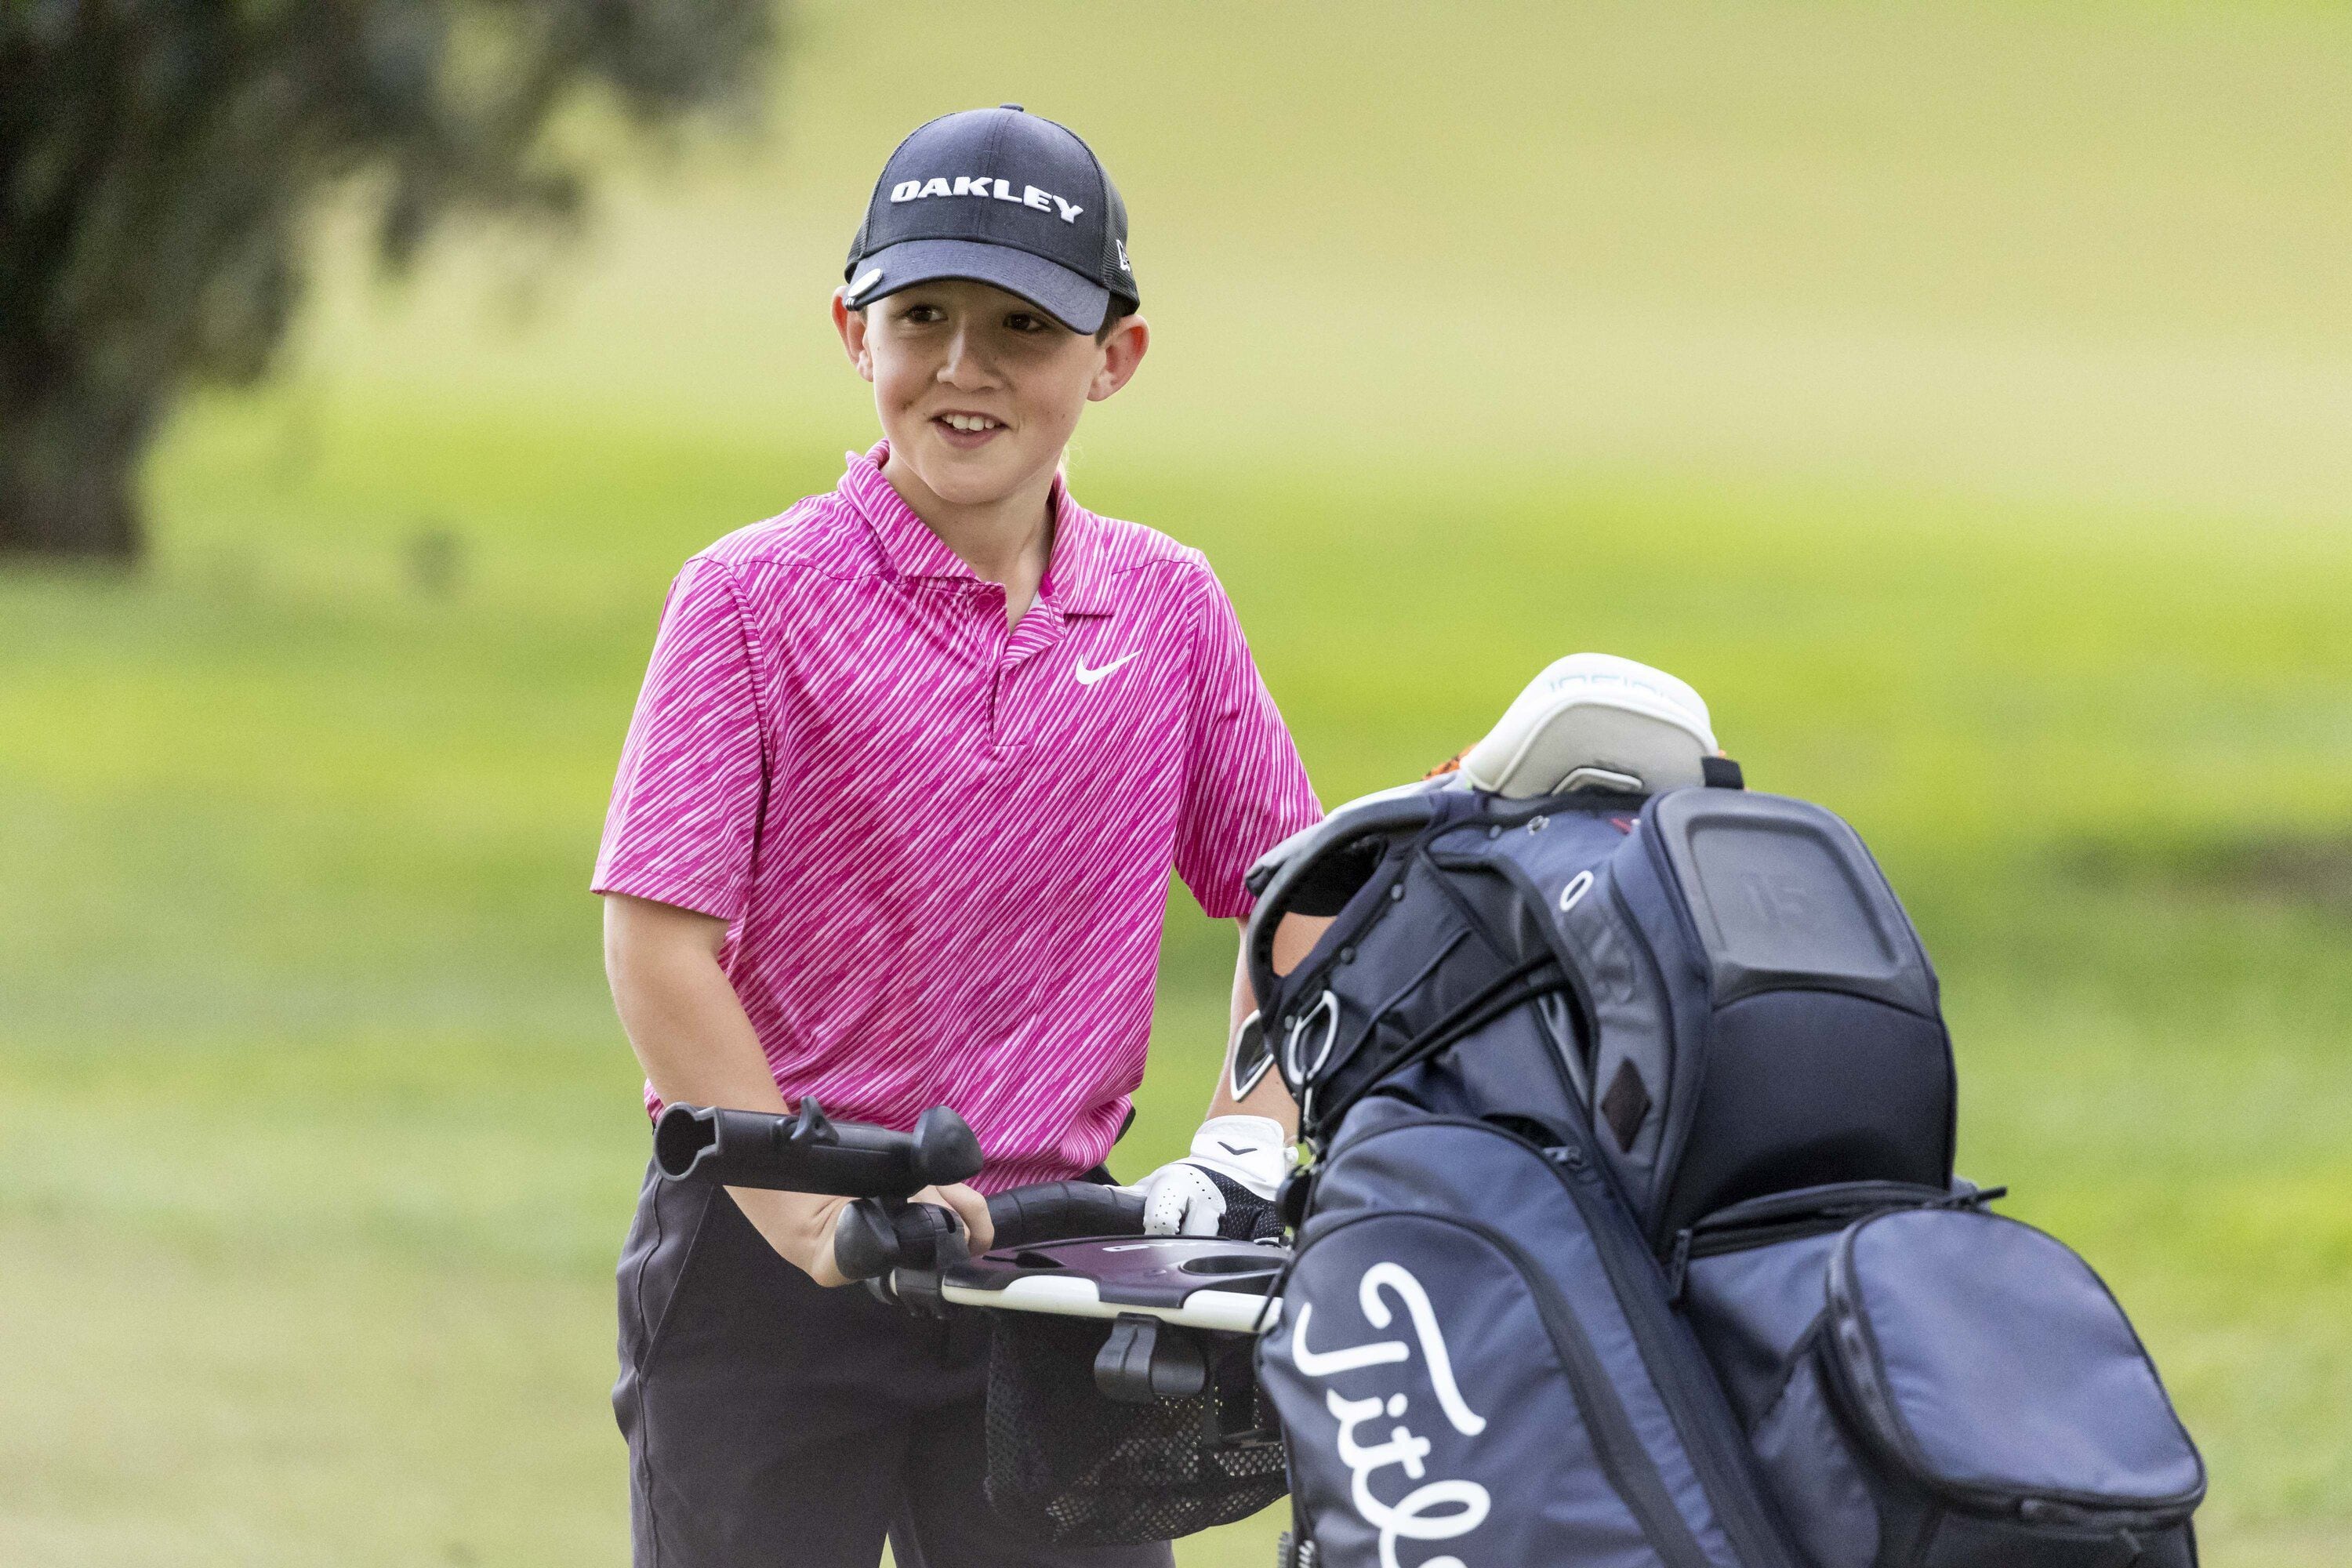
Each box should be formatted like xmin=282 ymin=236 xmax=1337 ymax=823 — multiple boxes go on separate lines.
xmin=726 ymin=1183 xmax=993 ymax=1287
xmin=1127 ymin=1115 xmax=1294 ymax=1243
xmin=903 ymin=1182 xmax=995 ymax=1268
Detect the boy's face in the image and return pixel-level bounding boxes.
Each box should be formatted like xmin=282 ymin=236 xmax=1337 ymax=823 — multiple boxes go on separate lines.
xmin=835 ymin=278 xmax=1147 ymax=511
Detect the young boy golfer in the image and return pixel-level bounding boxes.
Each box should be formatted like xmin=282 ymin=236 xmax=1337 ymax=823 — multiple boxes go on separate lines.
xmin=593 ymin=106 xmax=1323 ymax=1567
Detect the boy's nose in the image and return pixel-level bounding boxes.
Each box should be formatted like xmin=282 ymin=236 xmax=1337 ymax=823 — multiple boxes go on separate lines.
xmin=938 ymin=323 xmax=997 ymax=390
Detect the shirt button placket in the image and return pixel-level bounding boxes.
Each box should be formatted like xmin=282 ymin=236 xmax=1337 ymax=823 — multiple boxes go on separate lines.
xmin=975 ymin=583 xmax=1009 ymax=750
xmin=995 ymin=598 xmax=1065 ymax=758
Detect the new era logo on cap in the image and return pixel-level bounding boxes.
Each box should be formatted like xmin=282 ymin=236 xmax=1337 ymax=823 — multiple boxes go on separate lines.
xmin=844 ymin=105 xmax=1138 ymax=335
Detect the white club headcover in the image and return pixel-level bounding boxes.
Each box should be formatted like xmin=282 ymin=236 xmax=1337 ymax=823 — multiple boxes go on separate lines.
xmin=1459 ymin=652 xmax=1717 ymax=798
xmin=1132 ymin=1115 xmax=1296 ymax=1238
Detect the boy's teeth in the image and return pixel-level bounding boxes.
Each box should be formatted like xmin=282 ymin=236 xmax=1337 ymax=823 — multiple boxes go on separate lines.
xmin=943 ymin=414 xmax=998 ymax=431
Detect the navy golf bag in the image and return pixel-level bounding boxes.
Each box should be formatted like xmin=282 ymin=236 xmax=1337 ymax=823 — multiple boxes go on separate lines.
xmin=1247 ymin=776 xmax=2205 ymax=1568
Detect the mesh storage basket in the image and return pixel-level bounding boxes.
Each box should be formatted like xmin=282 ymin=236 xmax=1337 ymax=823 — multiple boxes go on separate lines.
xmin=983 ymin=1310 xmax=1288 ymax=1546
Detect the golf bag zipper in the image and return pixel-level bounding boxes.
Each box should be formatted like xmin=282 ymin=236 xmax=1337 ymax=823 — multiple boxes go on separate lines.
xmin=1604 ymin=870 xmax=1693 ymax=1250
xmin=1661 ymin=1181 xmax=1992 ymax=1300
xmin=1637 ymin=805 xmax=1711 ymax=969
xmin=1295 ymin=1203 xmax=1717 ymax=1568
xmin=1537 ymin=1140 xmax=1805 ymax=1568
xmin=1326 ymin=1116 xmax=1803 ymax=1568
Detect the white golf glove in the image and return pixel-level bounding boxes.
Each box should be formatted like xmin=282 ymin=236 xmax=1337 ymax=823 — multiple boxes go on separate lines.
xmin=1127 ymin=1116 xmax=1296 ymax=1242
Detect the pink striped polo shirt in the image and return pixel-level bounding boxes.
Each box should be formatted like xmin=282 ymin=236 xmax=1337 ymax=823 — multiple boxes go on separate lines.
xmin=593 ymin=445 xmax=1322 ymax=1192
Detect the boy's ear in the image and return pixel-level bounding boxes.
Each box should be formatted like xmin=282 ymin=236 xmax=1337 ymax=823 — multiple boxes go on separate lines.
xmin=832 ymin=288 xmax=875 ymax=383
xmin=1088 ymin=314 xmax=1149 ymax=403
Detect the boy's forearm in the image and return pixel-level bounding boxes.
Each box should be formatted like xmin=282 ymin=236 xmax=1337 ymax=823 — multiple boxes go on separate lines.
xmin=601 ymin=893 xmax=862 ymax=1282
xmin=603 ymin=893 xmax=787 ymax=1117
xmin=1203 ymin=914 xmax=1332 ymax=1134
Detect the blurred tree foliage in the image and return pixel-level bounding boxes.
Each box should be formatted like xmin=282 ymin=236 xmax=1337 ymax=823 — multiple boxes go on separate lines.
xmin=0 ymin=0 xmax=778 ymax=564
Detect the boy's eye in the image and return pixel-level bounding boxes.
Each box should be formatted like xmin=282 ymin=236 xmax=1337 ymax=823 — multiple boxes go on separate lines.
xmin=900 ymin=303 xmax=946 ymax=324
xmin=1004 ymin=311 xmax=1052 ymax=334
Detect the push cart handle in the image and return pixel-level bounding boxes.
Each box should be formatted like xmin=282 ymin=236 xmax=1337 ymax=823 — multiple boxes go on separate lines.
xmin=986 ymin=1181 xmax=1147 ymax=1251
xmin=835 ymin=1180 xmax=1150 ymax=1281
xmin=652 ymin=1098 xmax=982 ymax=1197
xmin=834 ymin=1193 xmax=967 ymax=1280
xmin=653 ymin=1100 xmax=1147 ymax=1282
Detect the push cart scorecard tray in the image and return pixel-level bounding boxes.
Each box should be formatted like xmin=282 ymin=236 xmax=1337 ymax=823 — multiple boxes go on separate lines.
xmin=940 ymin=1236 xmax=1288 ymax=1334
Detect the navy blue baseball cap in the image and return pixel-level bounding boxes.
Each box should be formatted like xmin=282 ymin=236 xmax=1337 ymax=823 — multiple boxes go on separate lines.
xmin=844 ymin=106 xmax=1138 ymax=335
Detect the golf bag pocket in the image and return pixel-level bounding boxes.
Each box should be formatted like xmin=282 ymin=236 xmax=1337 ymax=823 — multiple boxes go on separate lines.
xmin=1261 ymin=1110 xmax=1802 ymax=1568
xmin=1683 ymin=1202 xmax=2205 ymax=1568
xmin=1561 ymin=789 xmax=1958 ymax=1250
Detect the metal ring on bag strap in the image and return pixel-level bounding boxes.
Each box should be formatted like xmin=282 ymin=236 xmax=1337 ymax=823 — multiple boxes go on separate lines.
xmin=1283 ymin=989 xmax=1340 ymax=1087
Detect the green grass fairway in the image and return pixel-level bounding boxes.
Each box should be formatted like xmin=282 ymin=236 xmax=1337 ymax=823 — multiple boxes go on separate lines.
xmin=5 ymin=1 xmax=2350 ymax=1563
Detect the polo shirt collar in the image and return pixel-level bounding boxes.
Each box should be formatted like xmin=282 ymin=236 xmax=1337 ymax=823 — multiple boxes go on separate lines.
xmin=1040 ymin=475 xmax=1112 ymax=616
xmin=840 ymin=444 xmax=1113 ymax=617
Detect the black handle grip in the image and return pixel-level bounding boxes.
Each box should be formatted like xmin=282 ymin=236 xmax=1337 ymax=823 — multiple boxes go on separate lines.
xmin=832 ymin=1181 xmax=1151 ymax=1283
xmin=985 ymin=1181 xmax=1147 ymax=1251
xmin=653 ymin=1099 xmax=983 ymax=1198
xmin=833 ymin=1197 xmax=967 ymax=1281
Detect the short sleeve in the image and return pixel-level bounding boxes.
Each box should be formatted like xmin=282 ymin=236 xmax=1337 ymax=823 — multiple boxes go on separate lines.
xmin=1173 ymin=568 xmax=1323 ymax=918
xmin=591 ymin=556 xmax=768 ymax=920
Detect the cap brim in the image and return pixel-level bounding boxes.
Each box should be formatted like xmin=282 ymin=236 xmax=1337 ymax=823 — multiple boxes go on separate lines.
xmin=845 ymin=239 xmax=1113 ymax=334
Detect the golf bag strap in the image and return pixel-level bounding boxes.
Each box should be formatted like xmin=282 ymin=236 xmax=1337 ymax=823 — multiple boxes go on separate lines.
xmin=1302 ymin=949 xmax=1568 ymax=1135
xmin=1244 ymin=792 xmax=1452 ymax=1015
xmin=1248 ymin=771 xmax=1728 ymax=1014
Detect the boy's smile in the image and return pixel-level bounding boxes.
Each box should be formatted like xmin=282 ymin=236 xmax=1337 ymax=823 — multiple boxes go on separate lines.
xmin=933 ymin=410 xmax=1007 ymax=448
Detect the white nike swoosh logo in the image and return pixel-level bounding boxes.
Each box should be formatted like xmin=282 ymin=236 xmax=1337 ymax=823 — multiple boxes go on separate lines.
xmin=1074 ymin=652 xmax=1138 ymax=687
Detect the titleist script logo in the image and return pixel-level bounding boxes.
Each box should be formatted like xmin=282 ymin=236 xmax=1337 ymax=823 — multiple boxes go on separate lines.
xmin=890 ymin=176 xmax=1085 ymax=223
xmin=1291 ymin=1262 xmax=1490 ymax=1568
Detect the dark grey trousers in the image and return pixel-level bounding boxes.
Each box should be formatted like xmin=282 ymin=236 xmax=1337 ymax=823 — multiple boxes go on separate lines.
xmin=615 ymin=1163 xmax=1177 ymax=1568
